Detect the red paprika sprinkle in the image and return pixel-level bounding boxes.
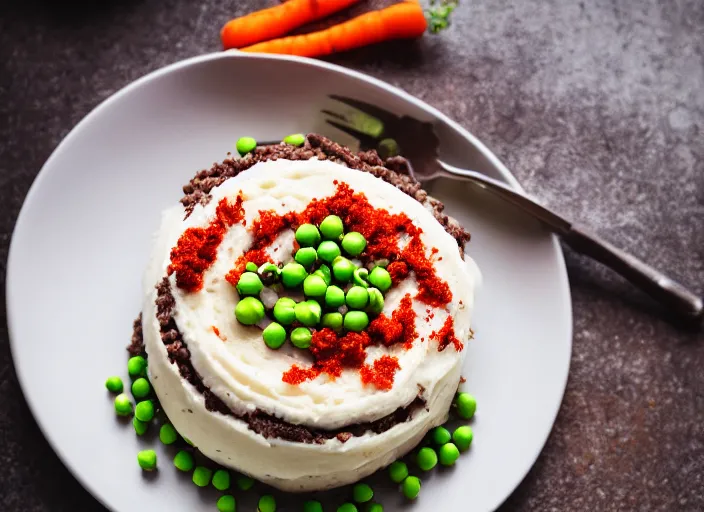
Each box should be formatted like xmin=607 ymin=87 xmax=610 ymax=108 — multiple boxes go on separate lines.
xmin=211 ymin=325 xmax=227 ymax=341
xmin=281 ymin=329 xmax=372 ymax=385
xmin=387 ymin=261 xmax=409 ymax=282
xmin=168 ymin=195 xmax=245 ymax=292
xmin=430 ymin=316 xmax=463 ymax=352
xmin=400 ymin=235 xmax=452 ymax=307
xmin=282 ymin=365 xmax=319 ymax=385
xmin=225 ymin=248 xmax=272 ymax=287
xmin=368 ymin=294 xmax=417 ymax=349
xmin=251 ymin=209 xmax=292 ymax=249
xmin=360 ymin=355 xmax=401 ymax=390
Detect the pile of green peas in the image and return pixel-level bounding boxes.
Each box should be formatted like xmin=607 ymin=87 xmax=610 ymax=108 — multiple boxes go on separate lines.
xmin=385 ymin=392 xmax=478 ymax=501
xmin=234 ymin=215 xmax=395 ymax=351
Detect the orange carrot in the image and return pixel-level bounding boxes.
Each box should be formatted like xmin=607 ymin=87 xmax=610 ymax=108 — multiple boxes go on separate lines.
xmin=221 ymin=0 xmax=362 ymax=50
xmin=239 ymin=1 xmax=428 ymax=57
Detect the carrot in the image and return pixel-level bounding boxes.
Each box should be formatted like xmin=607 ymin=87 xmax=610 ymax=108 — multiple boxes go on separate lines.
xmin=239 ymin=1 xmax=428 ymax=57
xmin=221 ymin=0 xmax=362 ymax=50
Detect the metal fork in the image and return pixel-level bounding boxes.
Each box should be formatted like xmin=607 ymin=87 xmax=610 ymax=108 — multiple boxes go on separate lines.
xmin=319 ymin=94 xmax=703 ymax=321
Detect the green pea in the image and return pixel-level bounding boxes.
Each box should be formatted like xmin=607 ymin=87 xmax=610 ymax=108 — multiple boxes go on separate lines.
xmin=366 ymin=504 xmax=383 ymax=512
xmin=291 ymin=327 xmax=313 ymax=349
xmin=237 ymin=272 xmax=264 ymax=296
xmin=431 ymin=426 xmax=451 ymax=445
xmin=346 ymin=286 xmax=369 ymax=309
xmin=263 ymin=322 xmax=287 ymax=349
xmin=295 ymin=224 xmax=321 ymax=247
xmin=283 ymin=133 xmax=306 ymax=147
xmin=338 ymin=504 xmax=357 ymax=512
xmin=236 ymin=474 xmax=255 ymax=490
xmin=212 ymin=469 xmax=231 ymax=491
xmin=127 ymin=355 xmax=147 ymax=378
xmin=217 ymin=495 xmax=236 ymax=512
xmin=304 ymin=500 xmax=323 ymax=512
xmin=353 ymin=483 xmax=374 ymax=503
xmin=246 ymin=262 xmax=258 ymax=272
xmin=133 ymin=417 xmax=148 ymax=436
xmin=321 ymin=312 xmax=343 ymax=330
xmin=368 ymin=267 xmax=392 ymax=293
xmin=281 ymin=262 xmax=308 ymax=288
xmin=114 ymin=393 xmax=133 ymax=416
xmin=438 ymin=443 xmax=460 ymax=466
xmin=325 ymin=285 xmax=346 ymax=308
xmin=236 ymin=136 xmax=257 ymax=155
xmin=455 ymin=392 xmax=477 ymax=420
xmin=131 ymin=377 xmax=150 ymax=399
xmin=273 ymin=297 xmax=296 ymax=325
xmin=183 ymin=437 xmax=194 ymax=446
xmin=453 ymin=425 xmax=473 ymax=452
xmin=295 ymin=247 xmax=318 ymax=268
xmin=295 ymin=300 xmax=321 ymax=327
xmin=353 ymin=268 xmax=370 ymax=288
xmin=388 ymin=461 xmax=408 ymax=483
xmin=417 ymin=447 xmax=438 ymax=471
xmin=344 ymin=311 xmax=369 ymax=332
xmin=235 ymin=297 xmax=265 ymax=325
xmin=105 ymin=376 xmax=123 ymax=393
xmin=320 ymin=215 xmax=344 ymax=240
xmin=341 ymin=232 xmax=366 ymax=256
xmin=367 ymin=288 xmax=384 ymax=314
xmin=377 ymin=138 xmax=400 ymax=159
xmin=137 ymin=449 xmax=157 ymax=471
xmin=313 ymin=264 xmax=332 ymax=285
xmin=173 ymin=450 xmax=195 ymax=472
xmin=303 ymin=274 xmax=328 ymax=297
xmin=332 ymin=256 xmax=356 ymax=283
xmin=258 ymin=494 xmax=276 ymax=512
xmin=159 ymin=423 xmax=178 ymax=445
xmin=317 ymin=240 xmax=341 ymax=263
xmin=192 ymin=466 xmax=213 ymax=487
xmin=402 ymin=476 xmax=421 ymax=500
xmin=135 ymin=400 xmax=155 ymax=422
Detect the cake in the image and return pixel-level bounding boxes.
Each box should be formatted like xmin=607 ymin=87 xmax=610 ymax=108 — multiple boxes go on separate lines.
xmin=136 ymin=134 xmax=478 ymax=492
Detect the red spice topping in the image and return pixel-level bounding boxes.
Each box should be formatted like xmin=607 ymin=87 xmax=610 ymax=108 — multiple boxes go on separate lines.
xmin=430 ymin=316 xmax=463 ymax=352
xmin=251 ymin=209 xmax=293 ymax=249
xmin=168 ymin=195 xmax=245 ymax=292
xmin=211 ymin=325 xmax=227 ymax=341
xmin=368 ymin=294 xmax=417 ymax=349
xmin=282 ymin=329 xmax=372 ymax=385
xmin=400 ymin=235 xmax=452 ymax=307
xmin=225 ymin=248 xmax=272 ymax=287
xmin=360 ymin=355 xmax=401 ymax=391
xmin=281 ymin=365 xmax=319 ymax=385
xmin=387 ymin=261 xmax=409 ymax=282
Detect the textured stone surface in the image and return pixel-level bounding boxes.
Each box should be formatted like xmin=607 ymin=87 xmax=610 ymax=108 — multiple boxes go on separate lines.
xmin=0 ymin=0 xmax=702 ymax=510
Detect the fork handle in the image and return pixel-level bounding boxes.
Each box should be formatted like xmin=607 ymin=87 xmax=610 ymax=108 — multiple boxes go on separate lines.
xmin=440 ymin=163 xmax=703 ymax=321
xmin=563 ymin=225 xmax=703 ymax=321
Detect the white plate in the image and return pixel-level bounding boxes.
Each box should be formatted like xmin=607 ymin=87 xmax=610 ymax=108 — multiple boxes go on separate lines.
xmin=7 ymin=52 xmax=572 ymax=512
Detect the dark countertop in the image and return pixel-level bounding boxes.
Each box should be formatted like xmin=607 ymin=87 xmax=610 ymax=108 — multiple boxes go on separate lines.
xmin=1 ymin=1 xmax=702 ymax=510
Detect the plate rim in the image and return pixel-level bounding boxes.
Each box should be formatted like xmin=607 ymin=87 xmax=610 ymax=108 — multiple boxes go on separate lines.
xmin=6 ymin=51 xmax=573 ymax=511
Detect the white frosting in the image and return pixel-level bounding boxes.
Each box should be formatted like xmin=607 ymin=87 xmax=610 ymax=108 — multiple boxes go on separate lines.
xmin=143 ymin=159 xmax=477 ymax=491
